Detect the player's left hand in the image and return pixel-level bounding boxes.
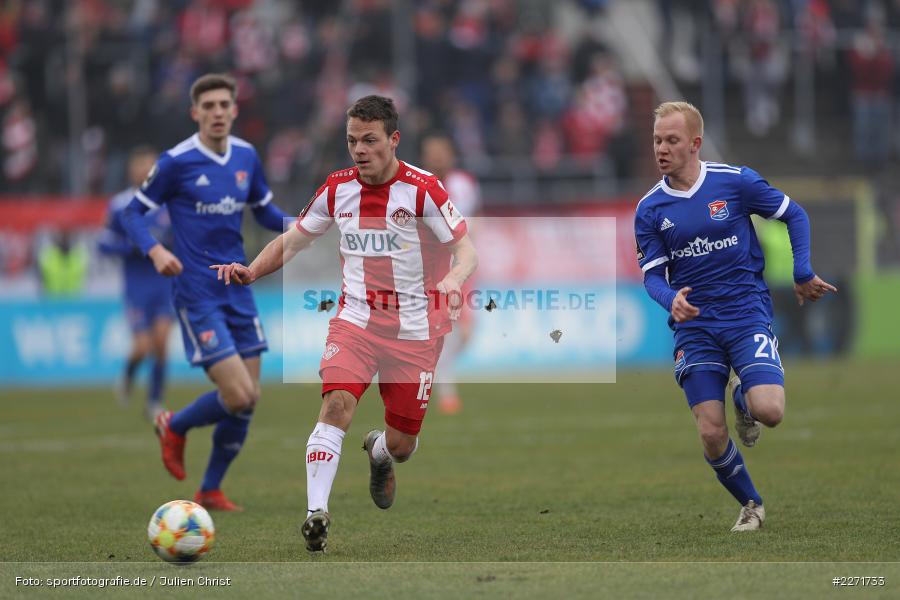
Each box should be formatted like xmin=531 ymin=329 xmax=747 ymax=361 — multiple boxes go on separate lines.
xmin=436 ymin=275 xmax=464 ymax=321
xmin=794 ymin=275 xmax=837 ymax=306
xmin=209 ymin=262 xmax=254 ymax=286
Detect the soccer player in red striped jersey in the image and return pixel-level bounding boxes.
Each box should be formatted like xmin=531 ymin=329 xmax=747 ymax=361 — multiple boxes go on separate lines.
xmin=211 ymin=96 xmax=478 ymax=552
xmin=421 ymin=132 xmax=482 ymax=415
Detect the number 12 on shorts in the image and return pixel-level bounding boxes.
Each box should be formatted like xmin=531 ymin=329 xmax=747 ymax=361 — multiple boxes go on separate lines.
xmin=416 ymin=371 xmax=434 ymax=401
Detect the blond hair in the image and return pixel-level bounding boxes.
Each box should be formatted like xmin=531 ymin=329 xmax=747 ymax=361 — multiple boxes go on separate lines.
xmin=654 ymin=101 xmax=704 ymax=138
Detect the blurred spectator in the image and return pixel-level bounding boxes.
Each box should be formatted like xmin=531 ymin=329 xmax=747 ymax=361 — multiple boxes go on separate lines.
xmin=657 ymin=0 xmax=706 ymax=82
xmin=561 ymin=52 xmax=625 ymax=165
xmin=3 ymin=97 xmax=38 ymax=191
xmin=741 ymin=0 xmax=783 ymax=137
xmin=448 ymin=98 xmax=488 ymax=170
xmin=178 ymin=0 xmax=229 ymax=64
xmin=38 ymin=230 xmax=87 ymax=297
xmin=532 ymin=118 xmax=564 ymax=171
xmin=414 ymin=4 xmax=451 ymax=115
xmin=848 ymin=18 xmax=893 ymax=168
xmin=490 ymin=99 xmax=531 ymax=158
xmin=93 ymin=62 xmax=148 ymax=192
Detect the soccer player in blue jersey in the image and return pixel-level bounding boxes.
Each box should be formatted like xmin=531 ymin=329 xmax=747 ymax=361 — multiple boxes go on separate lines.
xmin=98 ymin=146 xmax=174 ymax=421
xmin=122 ymin=73 xmax=291 ymax=511
xmin=634 ymin=101 xmax=836 ymax=531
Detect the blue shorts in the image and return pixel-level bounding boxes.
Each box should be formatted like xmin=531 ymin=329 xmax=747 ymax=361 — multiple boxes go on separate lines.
xmin=175 ymin=302 xmax=268 ymax=368
xmin=673 ymin=322 xmax=785 ymax=407
xmin=125 ymin=289 xmax=175 ymax=333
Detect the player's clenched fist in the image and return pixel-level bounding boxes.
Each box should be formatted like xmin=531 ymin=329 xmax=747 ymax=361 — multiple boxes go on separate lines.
xmin=209 ymin=262 xmax=254 ymax=285
xmin=794 ymin=275 xmax=837 ymax=306
xmin=671 ymin=286 xmax=700 ymax=323
xmin=148 ymin=244 xmax=183 ymax=276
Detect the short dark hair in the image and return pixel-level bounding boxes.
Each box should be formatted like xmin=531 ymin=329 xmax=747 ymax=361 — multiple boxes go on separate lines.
xmin=129 ymin=145 xmax=157 ymax=161
xmin=346 ymin=95 xmax=398 ymax=135
xmin=190 ymin=73 xmax=237 ymax=105
xmin=420 ymin=129 xmax=454 ymax=148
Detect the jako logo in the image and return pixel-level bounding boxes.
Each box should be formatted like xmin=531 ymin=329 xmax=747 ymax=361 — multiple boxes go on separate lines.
xmin=670 ymin=235 xmax=738 ymax=259
xmin=338 ymin=212 xmax=353 ymax=218
xmin=345 ymin=233 xmax=401 ymax=253
xmin=196 ymin=195 xmax=245 ymax=215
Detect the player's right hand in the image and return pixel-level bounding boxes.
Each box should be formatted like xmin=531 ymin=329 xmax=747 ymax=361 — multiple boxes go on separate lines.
xmin=209 ymin=262 xmax=254 ymax=286
xmin=147 ymin=244 xmax=183 ymax=276
xmin=794 ymin=275 xmax=837 ymax=306
xmin=671 ymin=286 xmax=700 ymax=323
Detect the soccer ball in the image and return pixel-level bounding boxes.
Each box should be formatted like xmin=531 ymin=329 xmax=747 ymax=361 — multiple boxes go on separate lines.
xmin=147 ymin=500 xmax=215 ymax=563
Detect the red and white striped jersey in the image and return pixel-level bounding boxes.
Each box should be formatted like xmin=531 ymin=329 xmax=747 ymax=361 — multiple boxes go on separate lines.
xmin=295 ymin=161 xmax=468 ymax=340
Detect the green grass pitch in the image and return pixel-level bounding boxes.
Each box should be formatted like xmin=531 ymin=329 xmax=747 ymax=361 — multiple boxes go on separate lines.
xmin=2 ymin=360 xmax=898 ymax=598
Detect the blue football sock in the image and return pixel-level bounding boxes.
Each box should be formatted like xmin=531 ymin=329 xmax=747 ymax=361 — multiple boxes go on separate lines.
xmin=148 ymin=359 xmax=166 ymax=405
xmin=706 ymin=439 xmax=763 ymax=506
xmin=201 ymin=409 xmax=252 ymax=492
xmin=732 ymin=381 xmax=753 ymax=418
xmin=124 ymin=357 xmax=141 ymax=385
xmin=169 ymin=390 xmax=229 ymax=436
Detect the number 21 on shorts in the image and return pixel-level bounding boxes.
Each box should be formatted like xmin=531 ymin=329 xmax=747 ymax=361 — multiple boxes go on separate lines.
xmin=753 ymin=333 xmax=781 ymax=365
xmin=416 ymin=371 xmax=434 ymax=401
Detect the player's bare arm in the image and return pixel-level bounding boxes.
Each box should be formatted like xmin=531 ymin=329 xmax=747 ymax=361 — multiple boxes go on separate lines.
xmin=147 ymin=243 xmax=183 ymax=276
xmin=210 ymin=226 xmax=314 ymax=285
xmin=437 ymin=234 xmax=478 ymax=321
xmin=794 ymin=275 xmax=837 ymax=306
xmin=671 ymin=286 xmax=700 ymax=323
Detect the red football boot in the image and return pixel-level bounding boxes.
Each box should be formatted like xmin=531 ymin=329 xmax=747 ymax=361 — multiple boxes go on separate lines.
xmin=154 ymin=411 xmax=186 ymax=481
xmin=194 ymin=489 xmax=244 ymax=512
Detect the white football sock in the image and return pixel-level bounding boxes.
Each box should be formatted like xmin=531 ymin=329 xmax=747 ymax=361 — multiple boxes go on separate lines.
xmin=305 ymin=422 xmax=344 ymax=515
xmin=371 ymin=431 xmax=393 ymax=465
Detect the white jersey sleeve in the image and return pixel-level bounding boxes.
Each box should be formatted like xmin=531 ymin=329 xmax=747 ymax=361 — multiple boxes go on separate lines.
xmin=295 ymin=184 xmax=332 ymax=236
xmin=424 ymin=182 xmax=467 ymax=244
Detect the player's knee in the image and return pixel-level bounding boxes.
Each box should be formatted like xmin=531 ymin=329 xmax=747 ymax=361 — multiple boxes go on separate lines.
xmin=749 ymin=388 xmax=785 ymax=427
xmin=226 ymin=384 xmax=258 ymax=413
xmin=698 ymin=421 xmax=728 ymax=449
xmin=754 ymin=402 xmax=784 ymax=428
xmin=387 ymin=437 xmax=416 ymax=462
xmin=246 ymin=385 xmax=260 ymax=411
xmin=133 ymin=336 xmax=151 ymax=358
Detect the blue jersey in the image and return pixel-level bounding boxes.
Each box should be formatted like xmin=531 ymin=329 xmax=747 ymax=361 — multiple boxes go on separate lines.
xmin=133 ymin=134 xmax=273 ymax=308
xmin=98 ymin=188 xmax=173 ymax=304
xmin=634 ymin=161 xmax=794 ymax=329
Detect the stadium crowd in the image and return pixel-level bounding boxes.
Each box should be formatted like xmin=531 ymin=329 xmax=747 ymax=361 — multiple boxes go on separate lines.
xmin=1 ymin=0 xmax=898 ymax=198
xmin=0 ymin=0 xmax=628 ymax=198
xmin=2 ymin=0 xmax=900 ymax=286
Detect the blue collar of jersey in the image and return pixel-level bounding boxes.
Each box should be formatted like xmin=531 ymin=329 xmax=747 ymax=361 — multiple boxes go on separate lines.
xmin=660 ymin=161 xmax=707 ymax=198
xmin=192 ymin=133 xmax=232 ymax=166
